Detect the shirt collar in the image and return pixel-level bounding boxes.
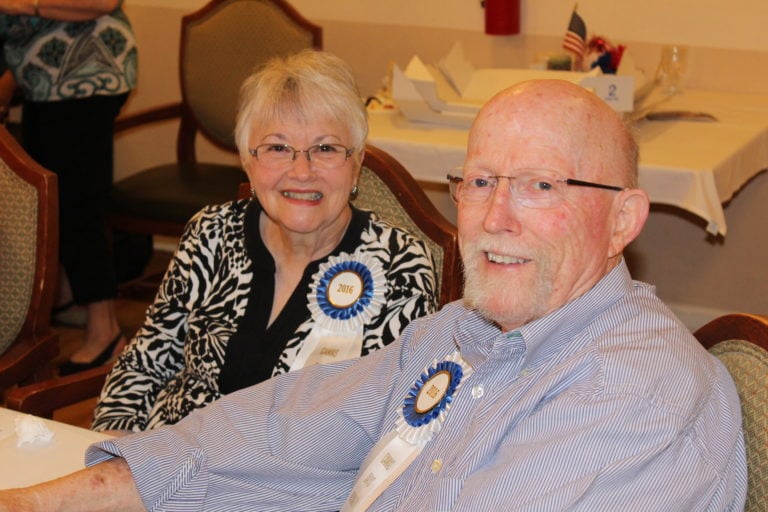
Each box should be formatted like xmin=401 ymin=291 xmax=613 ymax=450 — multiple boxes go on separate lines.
xmin=518 ymin=259 xmax=634 ymax=370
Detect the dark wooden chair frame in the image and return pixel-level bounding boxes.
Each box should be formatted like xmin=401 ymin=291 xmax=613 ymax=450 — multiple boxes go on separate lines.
xmin=0 ymin=125 xmax=60 ymax=392
xmin=694 ymin=313 xmax=768 ymax=350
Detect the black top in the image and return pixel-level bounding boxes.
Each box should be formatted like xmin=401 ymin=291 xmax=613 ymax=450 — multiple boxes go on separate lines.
xmin=218 ymin=203 xmax=371 ymax=394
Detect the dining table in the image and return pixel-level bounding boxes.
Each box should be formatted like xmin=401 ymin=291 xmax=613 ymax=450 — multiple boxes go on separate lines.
xmin=367 ymin=88 xmax=768 ymax=236
xmin=0 ymin=407 xmax=111 ymax=489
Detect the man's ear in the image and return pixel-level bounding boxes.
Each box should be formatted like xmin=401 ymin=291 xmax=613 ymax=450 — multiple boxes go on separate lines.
xmin=608 ymin=188 xmax=650 ymax=258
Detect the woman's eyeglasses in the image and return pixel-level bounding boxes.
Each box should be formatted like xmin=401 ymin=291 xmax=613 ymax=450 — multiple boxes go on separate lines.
xmin=249 ymin=143 xmax=353 ymax=170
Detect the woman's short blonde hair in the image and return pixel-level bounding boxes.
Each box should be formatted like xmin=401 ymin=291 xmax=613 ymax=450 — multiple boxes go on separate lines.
xmin=234 ymin=50 xmax=368 ymax=162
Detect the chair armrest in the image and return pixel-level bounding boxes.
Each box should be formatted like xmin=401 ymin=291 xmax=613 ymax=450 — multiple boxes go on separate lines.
xmin=694 ymin=313 xmax=768 ymax=350
xmin=114 ymin=101 xmax=183 ymax=133
xmin=0 ymin=331 xmax=58 ymax=391
xmin=5 ymin=364 xmax=112 ymax=418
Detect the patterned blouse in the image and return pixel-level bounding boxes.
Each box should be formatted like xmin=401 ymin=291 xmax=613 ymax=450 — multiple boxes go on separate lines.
xmin=0 ymin=3 xmax=137 ymax=101
xmin=92 ymin=199 xmax=438 ymax=432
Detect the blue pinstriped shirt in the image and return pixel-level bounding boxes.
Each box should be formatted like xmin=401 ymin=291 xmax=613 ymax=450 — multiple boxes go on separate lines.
xmin=86 ymin=261 xmax=747 ymax=511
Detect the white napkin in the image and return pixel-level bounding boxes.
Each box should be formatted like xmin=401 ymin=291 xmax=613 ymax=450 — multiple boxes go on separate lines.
xmin=14 ymin=414 xmax=54 ymax=447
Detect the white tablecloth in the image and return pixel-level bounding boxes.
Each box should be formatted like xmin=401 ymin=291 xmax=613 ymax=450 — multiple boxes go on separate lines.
xmin=0 ymin=408 xmax=110 ymax=489
xmin=368 ymin=89 xmax=768 ymax=235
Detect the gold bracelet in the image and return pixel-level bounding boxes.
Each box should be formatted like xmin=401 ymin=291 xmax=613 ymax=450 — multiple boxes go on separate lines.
xmin=33 ymin=0 xmax=40 ymax=17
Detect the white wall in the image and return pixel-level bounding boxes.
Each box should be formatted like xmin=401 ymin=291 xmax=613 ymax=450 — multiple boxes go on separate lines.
xmin=128 ymin=0 xmax=768 ymax=51
xmin=287 ymin=0 xmax=768 ymax=51
xmin=122 ymin=1 xmax=768 ymax=97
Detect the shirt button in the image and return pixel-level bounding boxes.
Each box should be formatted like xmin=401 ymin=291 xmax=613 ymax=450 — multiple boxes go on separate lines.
xmin=431 ymin=459 xmax=443 ymax=473
xmin=471 ymin=385 xmax=484 ymax=399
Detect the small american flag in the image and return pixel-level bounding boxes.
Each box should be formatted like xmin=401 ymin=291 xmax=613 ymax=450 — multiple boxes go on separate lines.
xmin=562 ymin=9 xmax=587 ymax=60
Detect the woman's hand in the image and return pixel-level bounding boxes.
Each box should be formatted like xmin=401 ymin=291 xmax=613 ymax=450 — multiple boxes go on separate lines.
xmin=101 ymin=429 xmax=133 ymax=437
xmin=0 ymin=0 xmax=120 ymax=21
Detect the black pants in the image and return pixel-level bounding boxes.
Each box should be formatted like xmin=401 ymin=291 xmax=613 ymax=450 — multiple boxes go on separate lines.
xmin=22 ymin=93 xmax=129 ymax=305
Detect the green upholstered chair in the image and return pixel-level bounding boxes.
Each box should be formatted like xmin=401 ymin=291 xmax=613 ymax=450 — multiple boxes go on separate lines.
xmin=0 ymin=125 xmax=59 ymax=394
xmin=694 ymin=312 xmax=768 ymax=512
xmin=352 ymin=145 xmax=461 ymax=307
xmin=110 ymin=0 xmax=322 ymax=237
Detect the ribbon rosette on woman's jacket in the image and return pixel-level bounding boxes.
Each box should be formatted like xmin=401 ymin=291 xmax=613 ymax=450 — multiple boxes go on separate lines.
xmin=291 ymin=250 xmax=387 ymax=370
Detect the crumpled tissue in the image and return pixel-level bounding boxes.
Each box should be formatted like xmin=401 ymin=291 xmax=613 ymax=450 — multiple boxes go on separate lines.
xmin=14 ymin=414 xmax=54 ymax=447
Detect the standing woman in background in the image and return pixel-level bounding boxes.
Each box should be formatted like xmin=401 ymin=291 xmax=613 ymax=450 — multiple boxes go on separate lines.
xmin=0 ymin=0 xmax=137 ymax=374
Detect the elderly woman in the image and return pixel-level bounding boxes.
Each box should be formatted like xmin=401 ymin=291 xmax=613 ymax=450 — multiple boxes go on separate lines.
xmin=91 ymin=50 xmax=438 ymax=432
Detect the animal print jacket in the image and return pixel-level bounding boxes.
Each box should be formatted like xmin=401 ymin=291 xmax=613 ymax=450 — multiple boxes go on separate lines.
xmin=92 ymin=199 xmax=438 ymax=432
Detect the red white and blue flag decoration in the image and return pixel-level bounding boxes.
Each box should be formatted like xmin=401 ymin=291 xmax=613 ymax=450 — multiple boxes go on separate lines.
xmin=562 ymin=8 xmax=587 ymax=60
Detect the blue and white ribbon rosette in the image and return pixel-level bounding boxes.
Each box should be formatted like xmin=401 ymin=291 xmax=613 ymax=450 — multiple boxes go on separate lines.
xmin=342 ymin=351 xmax=473 ymax=512
xmin=396 ymin=351 xmax=473 ymax=446
xmin=291 ymin=251 xmax=386 ymax=370
xmin=308 ymin=251 xmax=386 ymax=331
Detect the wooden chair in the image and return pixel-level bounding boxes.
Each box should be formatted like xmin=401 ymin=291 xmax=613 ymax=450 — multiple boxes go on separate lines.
xmin=694 ymin=313 xmax=768 ymax=512
xmin=0 ymin=125 xmax=60 ymax=395
xmin=110 ymin=0 xmax=322 ymax=237
xmin=6 ymin=144 xmax=461 ymax=419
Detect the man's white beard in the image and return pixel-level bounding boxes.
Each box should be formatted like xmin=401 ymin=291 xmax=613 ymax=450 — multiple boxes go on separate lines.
xmin=461 ymin=241 xmax=552 ymax=331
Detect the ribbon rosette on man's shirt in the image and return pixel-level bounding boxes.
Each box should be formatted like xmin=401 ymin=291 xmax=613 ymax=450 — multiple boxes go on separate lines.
xmin=396 ymin=351 xmax=474 ymax=446
xmin=340 ymin=351 xmax=474 ymax=512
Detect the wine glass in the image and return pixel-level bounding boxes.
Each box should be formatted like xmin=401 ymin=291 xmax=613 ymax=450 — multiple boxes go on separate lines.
xmin=655 ymin=45 xmax=688 ymax=96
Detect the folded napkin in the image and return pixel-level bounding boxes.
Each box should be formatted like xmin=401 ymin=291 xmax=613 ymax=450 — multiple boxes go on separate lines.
xmin=14 ymin=414 xmax=54 ymax=447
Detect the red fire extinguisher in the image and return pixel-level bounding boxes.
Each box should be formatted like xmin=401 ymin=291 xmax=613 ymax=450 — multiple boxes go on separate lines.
xmin=484 ymin=0 xmax=520 ymax=35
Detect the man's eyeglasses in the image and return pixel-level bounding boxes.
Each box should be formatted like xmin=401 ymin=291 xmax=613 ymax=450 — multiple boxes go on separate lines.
xmin=446 ymin=168 xmax=624 ymax=209
xmin=249 ymin=143 xmax=354 ymax=170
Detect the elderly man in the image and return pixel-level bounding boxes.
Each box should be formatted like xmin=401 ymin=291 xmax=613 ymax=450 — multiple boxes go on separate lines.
xmin=0 ymin=80 xmax=746 ymax=511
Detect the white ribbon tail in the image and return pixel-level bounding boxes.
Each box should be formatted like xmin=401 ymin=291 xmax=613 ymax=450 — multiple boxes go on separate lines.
xmin=342 ymin=430 xmax=423 ymax=512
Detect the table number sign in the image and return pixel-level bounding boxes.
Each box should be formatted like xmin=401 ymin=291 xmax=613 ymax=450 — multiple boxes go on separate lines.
xmin=581 ymin=75 xmax=635 ymax=112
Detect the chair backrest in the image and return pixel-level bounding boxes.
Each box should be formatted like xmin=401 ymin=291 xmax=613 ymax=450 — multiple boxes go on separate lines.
xmin=353 ymin=145 xmax=461 ymax=306
xmin=694 ymin=313 xmax=768 ymax=512
xmin=0 ymin=125 xmax=58 ymax=355
xmin=237 ymin=144 xmax=462 ymax=306
xmin=178 ymin=0 xmax=322 ymax=161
